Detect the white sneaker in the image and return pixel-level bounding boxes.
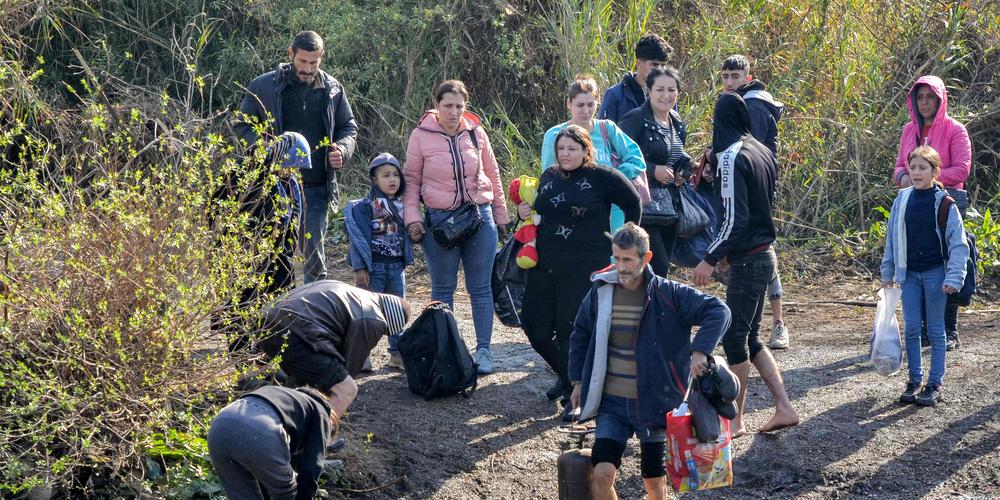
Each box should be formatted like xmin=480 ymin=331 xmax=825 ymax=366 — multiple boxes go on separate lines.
xmin=386 ymin=352 xmax=405 ymax=369
xmin=769 ymin=323 xmax=790 ymax=350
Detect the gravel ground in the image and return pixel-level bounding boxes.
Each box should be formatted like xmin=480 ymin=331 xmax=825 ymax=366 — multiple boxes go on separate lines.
xmin=322 ymin=260 xmax=1000 ymax=499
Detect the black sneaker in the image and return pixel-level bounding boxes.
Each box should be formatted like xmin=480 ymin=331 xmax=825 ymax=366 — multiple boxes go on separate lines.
xmin=899 ymin=382 xmax=922 ymax=404
xmin=546 ymin=381 xmax=564 ymax=401
xmin=946 ymin=331 xmax=960 ymax=351
xmin=915 ymin=385 xmax=942 ymax=406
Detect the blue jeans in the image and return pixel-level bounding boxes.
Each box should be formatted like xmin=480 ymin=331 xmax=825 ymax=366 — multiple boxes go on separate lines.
xmin=902 ymin=266 xmax=947 ymax=387
xmin=595 ymin=395 xmax=666 ymax=444
xmin=301 ymin=185 xmax=329 ymax=283
xmin=369 ymin=260 xmax=406 ymax=354
xmin=422 ymin=204 xmax=498 ymax=351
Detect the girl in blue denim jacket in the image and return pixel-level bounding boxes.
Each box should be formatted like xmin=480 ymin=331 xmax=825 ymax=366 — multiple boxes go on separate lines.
xmin=345 ymin=153 xmax=413 ymax=369
xmin=880 ymin=146 xmax=968 ymax=407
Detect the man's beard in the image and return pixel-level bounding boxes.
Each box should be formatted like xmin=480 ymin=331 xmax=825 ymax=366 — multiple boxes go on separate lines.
xmin=296 ymin=71 xmax=316 ymax=83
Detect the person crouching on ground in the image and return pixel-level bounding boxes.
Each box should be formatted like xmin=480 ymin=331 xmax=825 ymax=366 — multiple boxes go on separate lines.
xmin=881 ymin=146 xmax=968 ymax=406
xmin=208 ymin=385 xmax=336 ymax=500
xmin=345 ymin=153 xmax=413 ymax=371
xmin=568 ymin=223 xmax=730 ymax=500
xmin=258 ymin=280 xmax=411 ymax=418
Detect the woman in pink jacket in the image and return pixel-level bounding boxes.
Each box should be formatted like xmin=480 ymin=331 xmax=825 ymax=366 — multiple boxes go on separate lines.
xmin=893 ymin=75 xmax=972 ymax=351
xmin=403 ymin=80 xmax=510 ymax=374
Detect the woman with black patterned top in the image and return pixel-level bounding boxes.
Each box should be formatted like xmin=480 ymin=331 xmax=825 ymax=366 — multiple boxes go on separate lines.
xmin=516 ymin=125 xmax=641 ymax=420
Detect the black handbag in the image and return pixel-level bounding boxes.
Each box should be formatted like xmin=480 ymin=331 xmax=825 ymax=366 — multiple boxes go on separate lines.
xmin=426 ymin=127 xmax=487 ymax=250
xmin=428 ymin=203 xmax=483 ymax=250
xmin=642 ymin=186 xmax=678 ymax=226
xmin=675 ymin=184 xmax=711 ymax=238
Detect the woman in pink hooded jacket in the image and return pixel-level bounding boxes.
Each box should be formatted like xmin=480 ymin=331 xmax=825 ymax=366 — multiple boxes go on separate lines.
xmin=894 ymin=75 xmax=971 ymax=190
xmin=893 ymin=75 xmax=972 ymax=351
xmin=403 ymin=80 xmax=510 ymax=374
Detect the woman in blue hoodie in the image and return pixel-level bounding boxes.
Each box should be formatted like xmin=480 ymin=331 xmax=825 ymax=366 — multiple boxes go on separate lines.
xmin=881 ymin=146 xmax=968 ymax=407
xmin=345 ymin=153 xmax=413 ymax=369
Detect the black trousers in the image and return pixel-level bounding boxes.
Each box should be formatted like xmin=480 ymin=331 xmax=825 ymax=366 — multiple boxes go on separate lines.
xmin=521 ymin=251 xmax=609 ymax=398
xmin=642 ymin=222 xmax=678 ymax=277
xmin=721 ymin=249 xmax=775 ymax=365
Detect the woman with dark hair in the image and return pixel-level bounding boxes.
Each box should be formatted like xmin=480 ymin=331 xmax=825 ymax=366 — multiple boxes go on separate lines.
xmin=540 ymin=74 xmax=646 ymax=234
xmin=519 ymin=125 xmax=641 ymax=420
xmin=619 ymin=65 xmax=691 ymax=277
xmin=402 ymin=80 xmax=510 ymax=374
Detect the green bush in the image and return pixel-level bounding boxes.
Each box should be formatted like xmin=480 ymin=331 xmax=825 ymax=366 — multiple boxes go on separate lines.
xmin=0 ymin=52 xmax=287 ymax=493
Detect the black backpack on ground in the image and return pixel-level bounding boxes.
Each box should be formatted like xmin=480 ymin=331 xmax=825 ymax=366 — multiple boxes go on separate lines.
xmin=397 ymin=302 xmax=478 ymax=400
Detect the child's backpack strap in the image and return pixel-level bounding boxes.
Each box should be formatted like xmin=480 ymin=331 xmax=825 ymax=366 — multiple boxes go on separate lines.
xmin=936 ymin=195 xmax=956 ymax=258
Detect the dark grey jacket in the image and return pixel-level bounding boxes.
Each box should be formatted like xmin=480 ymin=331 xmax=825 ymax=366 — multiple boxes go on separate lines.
xmin=261 ymin=280 xmax=390 ymax=376
xmin=234 ymin=63 xmax=358 ymax=206
xmin=736 ymin=79 xmax=783 ymax=159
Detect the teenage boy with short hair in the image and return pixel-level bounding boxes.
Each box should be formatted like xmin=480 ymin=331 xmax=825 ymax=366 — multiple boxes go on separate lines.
xmin=599 ymin=34 xmax=673 ymax=123
xmin=720 ymin=54 xmax=791 ymax=350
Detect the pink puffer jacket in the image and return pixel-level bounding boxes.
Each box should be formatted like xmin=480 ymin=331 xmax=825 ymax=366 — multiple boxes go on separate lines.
xmin=403 ymin=110 xmax=509 ymax=226
xmin=893 ymin=75 xmax=972 ymax=189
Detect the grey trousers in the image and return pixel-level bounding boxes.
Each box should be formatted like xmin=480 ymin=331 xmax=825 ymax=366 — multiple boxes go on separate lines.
xmin=207 ymin=397 xmax=297 ymax=500
xmin=301 ymin=185 xmax=329 ymax=283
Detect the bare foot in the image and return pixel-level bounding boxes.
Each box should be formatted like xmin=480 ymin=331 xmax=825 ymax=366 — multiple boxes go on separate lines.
xmin=730 ymin=417 xmax=748 ymax=438
xmin=759 ymin=409 xmax=800 ymax=433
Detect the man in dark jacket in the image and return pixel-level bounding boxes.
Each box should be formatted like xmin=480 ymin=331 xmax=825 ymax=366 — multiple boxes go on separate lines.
xmin=208 ymin=385 xmax=335 ymax=500
xmin=234 ymin=31 xmax=359 ymax=284
xmin=598 ymin=33 xmax=672 ymax=123
xmin=720 ymin=54 xmax=791 ymax=350
xmin=260 ymin=280 xmax=411 ymax=417
xmin=568 ymin=223 xmax=730 ymax=500
xmin=692 ymin=92 xmax=799 ymax=437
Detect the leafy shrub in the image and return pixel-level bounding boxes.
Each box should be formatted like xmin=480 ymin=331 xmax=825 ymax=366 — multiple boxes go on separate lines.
xmin=0 ymin=56 xmax=284 ymax=493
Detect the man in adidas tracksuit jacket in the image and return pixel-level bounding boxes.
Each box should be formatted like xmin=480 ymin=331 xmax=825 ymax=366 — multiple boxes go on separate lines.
xmin=692 ymin=92 xmax=799 ymax=437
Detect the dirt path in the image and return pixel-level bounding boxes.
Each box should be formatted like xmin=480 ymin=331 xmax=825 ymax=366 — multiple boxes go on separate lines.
xmin=324 ymin=263 xmax=1000 ymax=499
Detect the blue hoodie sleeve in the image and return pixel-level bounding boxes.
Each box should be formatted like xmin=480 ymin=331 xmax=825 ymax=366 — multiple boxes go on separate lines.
xmin=671 ymin=283 xmax=730 ymax=356
xmin=607 ymin=121 xmax=646 ymax=180
xmin=568 ymin=287 xmax=598 ymax=383
xmin=343 ymin=200 xmax=372 ymax=272
xmin=540 ymin=125 xmax=561 ymax=173
xmin=880 ymin=195 xmax=901 ymax=283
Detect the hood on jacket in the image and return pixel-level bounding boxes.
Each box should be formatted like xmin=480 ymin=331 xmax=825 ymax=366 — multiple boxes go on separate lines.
xmin=907 ymin=75 xmax=950 ymax=129
xmin=590 ymin=263 xmax=655 ymax=288
xmin=738 ymin=79 xmax=784 ymax=121
xmin=368 ymin=152 xmax=405 ymax=197
xmin=621 ymin=72 xmax=644 ymax=94
xmin=712 ymin=92 xmax=753 ymax=154
xmin=416 ymin=109 xmax=483 ymax=135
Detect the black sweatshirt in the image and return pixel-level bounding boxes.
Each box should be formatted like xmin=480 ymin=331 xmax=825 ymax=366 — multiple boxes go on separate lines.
xmin=243 ymin=386 xmax=333 ymax=500
xmin=534 ymin=165 xmax=641 ymax=256
xmin=705 ymin=93 xmax=777 ymax=265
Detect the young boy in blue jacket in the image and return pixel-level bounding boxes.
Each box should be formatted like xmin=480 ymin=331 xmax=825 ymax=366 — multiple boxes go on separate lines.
xmin=345 ymin=153 xmax=413 ymax=369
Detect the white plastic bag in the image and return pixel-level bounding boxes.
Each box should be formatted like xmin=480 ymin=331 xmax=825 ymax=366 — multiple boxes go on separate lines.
xmin=870 ymin=287 xmax=903 ymax=376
